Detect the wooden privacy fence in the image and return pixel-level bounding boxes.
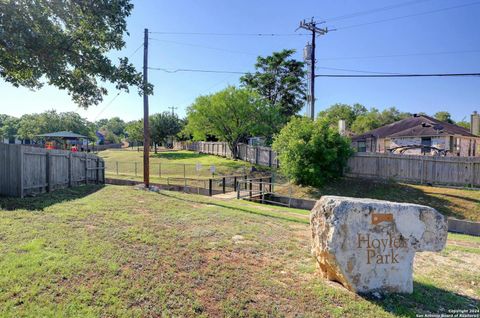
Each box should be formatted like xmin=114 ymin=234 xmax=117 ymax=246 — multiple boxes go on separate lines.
xmin=175 ymin=141 xmax=279 ymax=168
xmin=347 ymin=152 xmax=480 ymax=187
xmin=176 ymin=141 xmax=480 ymax=187
xmin=0 ymin=144 xmax=105 ymax=198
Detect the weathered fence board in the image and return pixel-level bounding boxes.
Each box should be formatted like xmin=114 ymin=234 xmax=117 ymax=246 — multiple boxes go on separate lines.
xmin=346 ymin=152 xmax=480 ymax=187
xmin=175 ymin=141 xmax=480 ymax=187
xmin=0 ymin=144 xmax=105 ymax=197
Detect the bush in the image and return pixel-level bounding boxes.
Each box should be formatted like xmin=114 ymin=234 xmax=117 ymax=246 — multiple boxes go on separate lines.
xmin=272 ymin=117 xmax=353 ymax=187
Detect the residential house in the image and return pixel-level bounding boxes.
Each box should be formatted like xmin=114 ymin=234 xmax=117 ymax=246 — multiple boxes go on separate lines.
xmin=351 ymin=113 xmax=480 ymax=157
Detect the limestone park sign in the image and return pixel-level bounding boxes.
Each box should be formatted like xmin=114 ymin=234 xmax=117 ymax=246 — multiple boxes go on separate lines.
xmin=310 ymin=196 xmax=447 ymax=294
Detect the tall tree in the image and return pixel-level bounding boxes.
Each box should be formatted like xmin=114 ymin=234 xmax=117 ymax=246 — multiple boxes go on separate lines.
xmin=0 ymin=0 xmax=149 ymax=108
xmin=240 ymin=49 xmax=306 ymax=121
xmin=185 ymin=86 xmax=269 ymax=157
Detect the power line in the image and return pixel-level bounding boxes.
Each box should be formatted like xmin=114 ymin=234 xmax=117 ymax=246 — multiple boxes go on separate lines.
xmin=148 ymin=31 xmax=309 ymax=37
xmin=317 ymin=66 xmax=401 ymax=75
xmin=315 ymin=73 xmax=480 ymax=78
xmin=148 ymin=67 xmax=247 ymax=75
xmin=336 ymin=1 xmax=480 ymax=30
xmin=93 ymin=92 xmax=121 ymax=120
xmin=319 ymin=49 xmax=480 ymax=61
xmin=148 ymin=37 xmax=256 ymax=56
xmin=92 ymin=42 xmax=144 ymax=120
xmin=324 ymin=0 xmax=432 ymax=22
xmin=148 ymin=67 xmax=480 ymax=78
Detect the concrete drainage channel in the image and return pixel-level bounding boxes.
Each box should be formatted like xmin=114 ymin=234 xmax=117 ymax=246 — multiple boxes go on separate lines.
xmin=106 ymin=177 xmax=480 ymax=237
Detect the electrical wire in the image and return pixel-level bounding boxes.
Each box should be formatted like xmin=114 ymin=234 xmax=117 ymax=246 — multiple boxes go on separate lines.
xmin=317 ymin=66 xmax=401 ymax=75
xmin=148 ymin=31 xmax=309 ymax=37
xmin=323 ymin=0 xmax=432 ymax=22
xmin=148 ymin=67 xmax=480 ymax=78
xmin=315 ymin=73 xmax=480 ymax=78
xmin=148 ymin=37 xmax=256 ymax=56
xmin=148 ymin=67 xmax=247 ymax=75
xmin=336 ymin=1 xmax=480 ymax=30
xmin=91 ymin=42 xmax=144 ymax=120
xmin=319 ymin=49 xmax=480 ymax=61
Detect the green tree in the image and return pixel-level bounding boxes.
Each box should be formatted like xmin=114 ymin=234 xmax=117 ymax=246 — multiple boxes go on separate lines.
xmin=350 ymin=107 xmax=410 ymax=134
xmin=0 ymin=0 xmax=148 ymax=108
xmin=186 ymin=86 xmax=269 ymax=157
xmin=456 ymin=121 xmax=470 ymax=130
xmin=318 ymin=103 xmax=367 ymax=129
xmin=125 ymin=120 xmax=144 ymax=147
xmin=16 ymin=110 xmax=93 ymax=140
xmin=240 ymin=49 xmax=306 ymax=122
xmin=272 ymin=117 xmax=353 ymax=187
xmin=434 ymin=111 xmax=455 ymax=124
xmin=0 ymin=114 xmax=19 ymax=141
xmin=150 ymin=112 xmax=183 ymax=152
xmin=103 ymin=117 xmax=126 ymax=137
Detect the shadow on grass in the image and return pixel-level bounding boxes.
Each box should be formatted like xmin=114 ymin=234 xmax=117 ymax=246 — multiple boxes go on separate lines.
xmin=306 ymin=177 xmax=469 ymax=220
xmin=369 ymin=281 xmax=479 ymax=317
xmin=0 ymin=185 xmax=103 ymax=211
xmin=157 ymin=191 xmax=308 ymax=224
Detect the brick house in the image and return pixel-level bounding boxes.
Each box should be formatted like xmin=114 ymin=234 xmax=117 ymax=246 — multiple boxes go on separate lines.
xmin=351 ymin=114 xmax=480 ymax=157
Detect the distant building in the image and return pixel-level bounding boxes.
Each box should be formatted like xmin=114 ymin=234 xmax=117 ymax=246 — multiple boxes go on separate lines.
xmin=351 ymin=113 xmax=480 ymax=157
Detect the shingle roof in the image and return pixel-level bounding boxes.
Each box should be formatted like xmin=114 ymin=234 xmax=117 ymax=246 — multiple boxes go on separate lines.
xmin=36 ymin=131 xmax=87 ymax=138
xmin=352 ymin=115 xmax=476 ymax=140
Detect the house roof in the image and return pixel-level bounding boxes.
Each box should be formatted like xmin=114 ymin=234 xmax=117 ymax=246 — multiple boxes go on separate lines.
xmin=352 ymin=115 xmax=476 ymax=141
xmin=36 ymin=131 xmax=87 ymax=139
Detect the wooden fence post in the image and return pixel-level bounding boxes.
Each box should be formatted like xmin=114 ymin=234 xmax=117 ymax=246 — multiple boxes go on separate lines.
xmin=68 ymin=152 xmax=73 ymax=187
xmin=46 ymin=152 xmax=51 ymax=192
xmin=249 ymin=179 xmax=253 ymax=199
xmin=222 ymin=177 xmax=226 ymax=194
xmin=268 ymin=149 xmax=272 ymax=167
xmin=208 ymin=179 xmax=213 ymax=196
xmin=96 ymin=158 xmax=100 ymax=184
xmin=233 ymin=176 xmax=237 ymax=191
xmin=19 ymin=147 xmax=24 ymax=198
xmin=84 ymin=153 xmax=88 ymax=185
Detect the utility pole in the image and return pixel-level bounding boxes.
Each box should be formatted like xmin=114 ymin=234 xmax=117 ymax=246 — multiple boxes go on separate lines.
xmin=143 ymin=28 xmax=150 ymax=188
xmin=298 ymin=18 xmax=331 ymax=120
xmin=168 ymin=106 xmax=178 ymax=116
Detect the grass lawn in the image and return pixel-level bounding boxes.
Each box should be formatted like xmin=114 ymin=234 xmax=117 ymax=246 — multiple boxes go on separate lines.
xmin=0 ymin=185 xmax=478 ymax=317
xmin=276 ymin=177 xmax=480 ymax=222
xmin=99 ymin=149 xmax=251 ymax=178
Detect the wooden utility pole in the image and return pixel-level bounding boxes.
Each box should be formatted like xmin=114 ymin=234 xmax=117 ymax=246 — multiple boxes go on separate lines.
xmin=298 ymin=18 xmax=331 ymax=120
xmin=143 ymin=28 xmax=150 ymax=187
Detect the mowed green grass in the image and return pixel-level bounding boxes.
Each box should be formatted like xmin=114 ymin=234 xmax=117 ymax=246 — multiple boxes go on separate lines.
xmin=0 ymin=185 xmax=478 ymax=317
xmin=98 ymin=149 xmax=251 ymax=181
xmin=277 ymin=177 xmax=480 ymax=222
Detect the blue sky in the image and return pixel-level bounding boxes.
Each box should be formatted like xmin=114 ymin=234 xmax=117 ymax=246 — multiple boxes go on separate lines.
xmin=1 ymin=0 xmax=479 ymax=122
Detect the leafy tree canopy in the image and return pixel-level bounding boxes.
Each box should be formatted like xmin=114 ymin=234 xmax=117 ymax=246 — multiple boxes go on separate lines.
xmin=318 ymin=104 xmax=411 ymax=134
xmin=0 ymin=0 xmax=148 ymax=108
xmin=125 ymin=119 xmax=143 ymax=145
xmin=185 ymin=86 xmax=270 ymax=157
xmin=434 ymin=111 xmax=454 ymax=124
xmin=240 ymin=49 xmax=306 ymax=120
xmin=272 ymin=117 xmax=353 ymax=187
xmin=150 ymin=112 xmax=183 ymax=152
xmin=16 ymin=110 xmax=92 ymax=140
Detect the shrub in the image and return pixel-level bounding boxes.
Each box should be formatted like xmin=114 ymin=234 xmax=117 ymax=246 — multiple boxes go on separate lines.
xmin=272 ymin=117 xmax=353 ymax=187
